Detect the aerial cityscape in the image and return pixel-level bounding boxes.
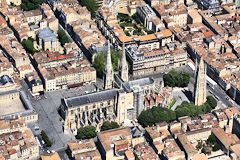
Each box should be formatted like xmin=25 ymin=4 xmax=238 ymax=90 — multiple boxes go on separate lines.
xmin=0 ymin=0 xmax=240 ymax=159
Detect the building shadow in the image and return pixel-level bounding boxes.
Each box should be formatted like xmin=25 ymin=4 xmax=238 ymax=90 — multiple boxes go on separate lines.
xmin=182 ymin=89 xmax=193 ymax=102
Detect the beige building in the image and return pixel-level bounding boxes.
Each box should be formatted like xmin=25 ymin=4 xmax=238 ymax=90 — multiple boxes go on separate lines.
xmin=0 ymin=75 xmax=17 ymax=93
xmin=33 ymin=50 xmax=95 ymax=92
xmin=37 ymin=28 xmax=63 ymax=53
xmin=40 ymin=62 xmax=96 ymax=91
xmin=68 ymin=139 xmax=101 ymax=160
xmin=168 ymin=7 xmax=188 ymax=27
xmin=23 ymin=9 xmax=43 ymax=24
xmin=6 ymin=0 xmax=21 ymax=6
xmin=25 ymin=73 xmax=43 ymax=96
xmin=145 ymin=123 xmax=185 ymax=159
xmin=97 ymin=127 xmax=132 ymax=160
xmin=188 ymin=9 xmax=202 ymax=24
xmin=0 ymin=118 xmax=39 ymax=160
xmin=126 ymin=45 xmax=187 ymax=77
xmin=134 ymin=142 xmax=159 ymax=160
xmin=0 ymin=75 xmax=38 ymax=123
xmin=0 ymin=51 xmax=14 ymax=77
xmin=41 ymin=152 xmax=61 ymax=160
xmin=212 ymin=127 xmax=240 ymax=154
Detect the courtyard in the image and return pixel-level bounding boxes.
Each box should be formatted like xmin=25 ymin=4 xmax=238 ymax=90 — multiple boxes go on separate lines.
xmin=117 ymin=13 xmax=154 ymax=36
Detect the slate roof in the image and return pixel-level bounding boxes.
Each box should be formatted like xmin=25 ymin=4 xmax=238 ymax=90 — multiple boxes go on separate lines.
xmin=38 ymin=28 xmax=57 ymax=42
xmin=123 ymin=77 xmax=154 ymax=92
xmin=64 ymin=89 xmax=119 ymax=108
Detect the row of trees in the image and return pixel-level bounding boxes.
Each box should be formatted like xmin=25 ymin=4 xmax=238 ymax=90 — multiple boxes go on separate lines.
xmin=41 ymin=130 xmax=52 ymax=147
xmin=57 ymin=29 xmax=70 ymax=46
xmin=76 ymin=121 xmax=119 ymax=139
xmin=138 ymin=96 xmax=217 ymax=127
xmin=138 ymin=107 xmax=176 ymax=127
xmin=93 ymin=49 xmax=121 ymax=78
xmin=163 ymin=69 xmax=191 ymax=87
xmin=21 ymin=0 xmax=44 ymax=11
xmin=175 ymin=96 xmax=217 ymax=118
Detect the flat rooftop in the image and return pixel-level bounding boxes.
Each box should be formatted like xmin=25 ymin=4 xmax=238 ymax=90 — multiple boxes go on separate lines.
xmin=0 ymin=98 xmax=26 ymax=116
xmin=0 ymin=89 xmax=34 ymax=119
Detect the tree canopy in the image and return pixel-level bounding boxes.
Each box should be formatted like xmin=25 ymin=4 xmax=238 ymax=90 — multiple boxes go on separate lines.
xmin=57 ymin=29 xmax=70 ymax=46
xmin=93 ymin=49 xmax=121 ymax=78
xmin=41 ymin=130 xmax=52 ymax=147
xmin=138 ymin=96 xmax=217 ymax=127
xmin=163 ymin=69 xmax=190 ymax=87
xmin=22 ymin=37 xmax=38 ymax=54
xmin=206 ymin=96 xmax=217 ymax=109
xmin=21 ymin=0 xmax=44 ymax=11
xmin=175 ymin=96 xmax=217 ymax=118
xmin=138 ymin=107 xmax=176 ymax=127
xmin=207 ymin=134 xmax=221 ymax=151
xmin=76 ymin=126 xmax=97 ymax=140
xmin=100 ymin=121 xmax=119 ymax=131
xmin=79 ymin=0 xmax=99 ymax=17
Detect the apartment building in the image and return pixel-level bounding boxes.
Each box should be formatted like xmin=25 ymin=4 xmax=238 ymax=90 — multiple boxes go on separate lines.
xmin=136 ymin=4 xmax=159 ymax=31
xmin=145 ymin=123 xmax=185 ymax=159
xmin=0 ymin=118 xmax=39 ymax=160
xmin=126 ymin=44 xmax=187 ymax=77
xmin=40 ymin=62 xmax=96 ymax=91
xmin=97 ymin=127 xmax=133 ymax=160
xmin=0 ymin=52 xmax=14 ymax=77
xmin=68 ymin=139 xmax=101 ymax=160
xmin=154 ymin=3 xmax=188 ymax=27
xmin=23 ymin=9 xmax=43 ymax=24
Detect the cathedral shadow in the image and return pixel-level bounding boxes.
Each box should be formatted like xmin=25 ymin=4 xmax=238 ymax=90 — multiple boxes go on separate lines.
xmin=182 ymin=89 xmax=194 ymax=102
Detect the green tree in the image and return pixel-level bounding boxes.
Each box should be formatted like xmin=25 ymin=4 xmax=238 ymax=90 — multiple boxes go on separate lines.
xmin=41 ymin=130 xmax=52 ymax=147
xmin=76 ymin=126 xmax=97 ymax=140
xmin=175 ymin=102 xmax=198 ymax=118
xmin=207 ymin=134 xmax=216 ymax=145
xmin=138 ymin=107 xmax=176 ymax=127
xmin=79 ymin=0 xmax=99 ymax=17
xmin=207 ymin=134 xmax=221 ymax=151
xmin=22 ymin=37 xmax=38 ymax=54
xmin=163 ymin=69 xmax=190 ymax=87
xmin=196 ymin=141 xmax=203 ymax=150
xmin=93 ymin=49 xmax=121 ymax=78
xmin=138 ymin=110 xmax=154 ymax=127
xmin=206 ymin=96 xmax=217 ymax=109
xmin=132 ymin=13 xmax=142 ymax=24
xmin=117 ymin=13 xmax=131 ymax=23
xmin=101 ymin=121 xmax=119 ymax=131
xmin=57 ymin=29 xmax=70 ymax=46
xmin=21 ymin=0 xmax=44 ymax=11
xmin=212 ymin=142 xmax=221 ymax=151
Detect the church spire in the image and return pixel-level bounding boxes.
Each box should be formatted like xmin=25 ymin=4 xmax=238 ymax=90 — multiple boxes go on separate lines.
xmin=104 ymin=40 xmax=114 ymax=89
xmin=194 ymin=57 xmax=207 ymax=106
xmin=120 ymin=43 xmax=129 ymax=82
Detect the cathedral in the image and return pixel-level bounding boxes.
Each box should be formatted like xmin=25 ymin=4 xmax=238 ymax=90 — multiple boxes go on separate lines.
xmin=61 ymin=42 xmax=165 ymax=135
